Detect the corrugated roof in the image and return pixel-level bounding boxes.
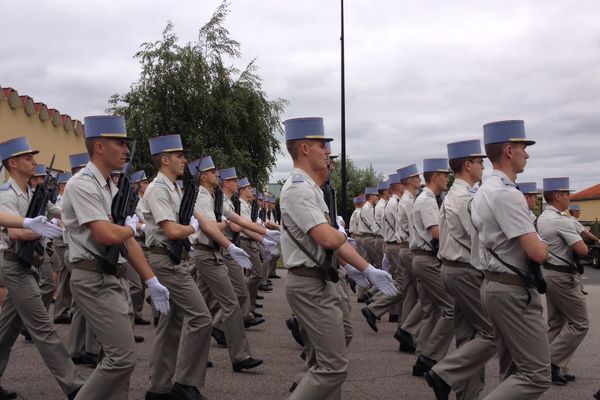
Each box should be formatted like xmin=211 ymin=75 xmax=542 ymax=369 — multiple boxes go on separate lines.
xmin=571 ymin=183 xmax=600 ymax=201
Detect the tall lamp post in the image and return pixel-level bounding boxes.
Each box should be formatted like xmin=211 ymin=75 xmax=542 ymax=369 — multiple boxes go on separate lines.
xmin=340 ymin=0 xmax=348 ymax=221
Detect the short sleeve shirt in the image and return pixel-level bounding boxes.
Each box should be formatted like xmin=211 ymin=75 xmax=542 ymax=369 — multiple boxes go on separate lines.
xmin=570 ymin=217 xmax=586 ymax=235
xmin=410 ymin=187 xmax=439 ymax=251
xmin=280 ymin=167 xmax=329 ymax=269
xmin=222 ymin=195 xmax=235 ymax=239
xmin=373 ymin=199 xmax=386 ymax=236
xmin=191 ymin=186 xmax=216 ymax=246
xmin=358 ymin=202 xmax=375 ymax=234
xmin=471 ymin=170 xmax=536 ymax=275
xmin=537 ymin=205 xmax=583 ymax=268
xmin=61 ymin=161 xmax=124 ymax=263
xmin=398 ymin=191 xmax=415 ymax=244
xmin=240 ymin=198 xmax=252 ymax=238
xmin=382 ymin=195 xmax=400 ymax=243
xmin=142 ymin=172 xmax=181 ymax=248
xmin=438 ymin=178 xmax=475 ymax=264
xmin=0 ymin=177 xmax=31 ymax=251
xmin=349 ymin=208 xmax=360 ymax=235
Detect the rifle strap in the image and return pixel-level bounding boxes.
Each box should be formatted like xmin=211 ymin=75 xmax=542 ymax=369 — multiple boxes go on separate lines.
xmin=281 ymin=217 xmax=333 ymax=275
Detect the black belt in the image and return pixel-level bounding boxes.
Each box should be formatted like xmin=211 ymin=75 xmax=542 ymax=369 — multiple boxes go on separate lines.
xmin=485 ymin=271 xmax=527 ymax=288
xmin=2 ymin=250 xmax=43 ymax=267
xmin=441 ymin=259 xmax=472 ymax=269
xmin=357 ymin=233 xmax=376 ymax=238
xmin=385 ymin=241 xmax=399 ymax=245
xmin=71 ymin=259 xmax=128 ymax=278
xmin=411 ymin=248 xmax=435 ymax=256
xmin=288 ymin=266 xmax=331 ymax=282
xmin=193 ymin=243 xmax=218 ymax=252
xmin=544 ymin=263 xmax=577 ymax=275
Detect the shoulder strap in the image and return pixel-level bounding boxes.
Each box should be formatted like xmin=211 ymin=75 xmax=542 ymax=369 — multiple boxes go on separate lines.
xmin=281 ymin=216 xmax=331 ymax=272
xmin=533 ymin=215 xmax=577 ymax=269
xmin=383 ymin=199 xmax=397 ymax=234
xmin=359 ymin=207 xmax=373 ymax=233
xmin=441 ymin=200 xmax=472 ymax=252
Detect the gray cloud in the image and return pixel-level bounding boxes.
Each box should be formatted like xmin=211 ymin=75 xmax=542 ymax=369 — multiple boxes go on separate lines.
xmin=2 ymin=0 xmax=599 ymax=191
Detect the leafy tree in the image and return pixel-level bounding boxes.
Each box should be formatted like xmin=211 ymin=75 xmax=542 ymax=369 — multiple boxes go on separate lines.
xmin=107 ymin=1 xmax=285 ymax=188
xmin=330 ymin=157 xmax=383 ymax=218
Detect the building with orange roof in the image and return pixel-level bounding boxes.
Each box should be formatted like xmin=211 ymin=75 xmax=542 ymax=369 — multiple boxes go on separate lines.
xmin=571 ymin=183 xmax=600 ymax=222
xmin=1 ymin=85 xmax=86 ymax=180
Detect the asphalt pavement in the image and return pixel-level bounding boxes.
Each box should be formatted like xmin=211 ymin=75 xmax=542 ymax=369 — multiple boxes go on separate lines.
xmin=2 ymin=268 xmax=599 ymax=399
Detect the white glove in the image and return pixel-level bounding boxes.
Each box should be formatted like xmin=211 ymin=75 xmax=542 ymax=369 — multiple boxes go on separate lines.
xmin=336 ymin=216 xmax=345 ymax=228
xmin=346 ymin=237 xmax=358 ymax=250
xmin=125 ymin=215 xmax=139 ymax=235
xmin=363 ymin=264 xmax=398 ymax=296
xmin=145 ymin=277 xmax=170 ymax=315
xmin=23 ymin=216 xmax=64 ymax=239
xmin=221 ymin=215 xmax=228 ymax=224
xmin=263 ymin=238 xmax=280 ymax=259
xmin=343 ymin=264 xmax=371 ymax=288
xmin=382 ymin=254 xmax=390 ymax=273
xmin=256 ymin=217 xmax=263 ymax=226
xmin=189 ymin=215 xmax=200 ymax=233
xmin=266 ymin=229 xmax=281 ymax=243
xmin=227 ymin=243 xmax=252 ymax=270
xmin=140 ymin=224 xmax=147 ymax=233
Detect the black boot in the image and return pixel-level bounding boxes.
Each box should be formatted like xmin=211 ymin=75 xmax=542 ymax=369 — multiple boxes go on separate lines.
xmin=551 ymin=364 xmax=567 ymax=386
xmin=393 ymin=329 xmax=416 ymax=353
xmin=286 ymin=316 xmax=304 ymax=347
xmin=361 ymin=307 xmax=378 ymax=332
xmin=171 ymin=382 xmax=206 ymax=400
xmin=424 ymin=370 xmax=451 ymax=400
xmin=0 ymin=385 xmax=16 ymax=400
xmin=412 ymin=355 xmax=436 ymax=377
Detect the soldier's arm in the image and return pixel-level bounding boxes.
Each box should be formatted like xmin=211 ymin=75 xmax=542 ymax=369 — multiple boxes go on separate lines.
xmin=123 ymin=237 xmax=156 ymax=281
xmin=518 ymin=233 xmax=548 ymax=264
xmin=227 ymin=213 xmax=268 ymax=235
xmin=429 ymin=225 xmax=440 ymax=240
xmin=7 ymin=227 xmax=40 ymax=241
xmin=0 ymin=212 xmax=28 ymax=228
xmin=193 ymin=211 xmax=233 ymax=248
xmin=87 ymin=220 xmax=135 ymax=246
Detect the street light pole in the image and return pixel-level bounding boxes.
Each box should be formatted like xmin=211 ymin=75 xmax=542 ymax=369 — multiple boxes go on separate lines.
xmin=340 ymin=0 xmax=348 ymax=222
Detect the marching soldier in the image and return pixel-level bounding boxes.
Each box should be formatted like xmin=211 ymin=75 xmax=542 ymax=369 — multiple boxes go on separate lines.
xmin=189 ymin=156 xmax=264 ymax=373
xmin=470 ymin=120 xmax=550 ymax=399
xmin=425 ymin=140 xmax=495 ymax=400
xmin=537 ymin=177 xmax=589 ymax=385
xmin=0 ymin=136 xmax=84 ymax=400
xmin=280 ymin=116 xmax=396 ymax=400
xmin=141 ymin=134 xmax=212 ymax=399
xmin=410 ymin=158 xmax=453 ymax=377
xmin=517 ymin=182 xmax=539 ymax=221
xmin=348 ymin=195 xmax=364 ymax=238
xmin=395 ymin=163 xmax=422 ymax=353
xmin=61 ymin=115 xmax=170 ymax=400
xmin=374 ymin=180 xmax=389 ymax=264
xmin=569 ymin=204 xmax=600 ymax=244
xmin=355 ymin=186 xmax=380 ymax=302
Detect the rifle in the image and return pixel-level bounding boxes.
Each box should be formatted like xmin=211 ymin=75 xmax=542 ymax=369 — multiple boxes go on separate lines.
xmin=322 ymin=179 xmax=340 ymax=282
xmin=231 ymin=193 xmax=241 ymax=246
xmin=17 ymin=155 xmax=58 ymax=267
xmin=168 ymin=164 xmax=201 ymax=264
xmin=212 ymin=185 xmax=224 ymax=250
xmin=258 ymin=207 xmax=266 ymax=223
xmin=105 ymin=141 xmax=139 ymax=270
xmin=250 ymin=199 xmax=259 ymax=222
xmin=528 ymin=260 xmax=547 ymax=294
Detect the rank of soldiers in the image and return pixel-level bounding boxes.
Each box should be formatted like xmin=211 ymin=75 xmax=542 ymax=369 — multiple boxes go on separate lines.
xmin=0 ymin=115 xmax=597 ymax=400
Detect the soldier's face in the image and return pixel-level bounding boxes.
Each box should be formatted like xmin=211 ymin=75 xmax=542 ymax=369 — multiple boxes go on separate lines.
xmin=556 ymin=191 xmax=570 ymax=211
xmin=525 ymin=193 xmax=538 ymax=211
xmin=10 ymin=154 xmax=37 ymax=178
xmin=436 ymin=172 xmax=450 ymax=192
xmin=509 ymin=143 xmax=528 ymax=174
xmin=166 ymin=152 xmax=187 ymax=177
xmin=103 ymin=139 xmax=130 ymax=170
xmin=467 ymin=157 xmax=485 ymax=181
xmin=307 ymin=140 xmax=330 ymax=173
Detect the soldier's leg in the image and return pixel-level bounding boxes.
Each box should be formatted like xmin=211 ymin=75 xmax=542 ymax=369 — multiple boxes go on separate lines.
xmin=223 ymin=252 xmax=252 ymax=320
xmin=545 ymin=273 xmax=589 ymax=369
xmin=193 ymin=249 xmax=252 ymax=364
xmin=53 ymin=246 xmax=71 ymax=320
xmin=124 ymin=264 xmax=145 ymax=322
xmin=38 ymin=258 xmax=55 ymax=310
xmin=241 ymin=239 xmax=263 ymax=311
xmin=286 ymin=273 xmax=347 ymax=400
xmin=366 ymin=244 xmax=405 ymax=319
xmin=0 ymin=260 xmax=83 ymax=395
xmin=70 ymin=268 xmax=135 ymax=400
xmin=481 ymin=280 xmax=550 ymax=400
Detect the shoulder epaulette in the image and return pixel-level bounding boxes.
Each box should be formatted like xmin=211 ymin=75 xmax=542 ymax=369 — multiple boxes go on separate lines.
xmin=0 ymin=182 xmax=11 ymax=191
xmin=291 ymin=174 xmax=305 ymax=184
xmin=79 ymin=167 xmax=94 ymax=177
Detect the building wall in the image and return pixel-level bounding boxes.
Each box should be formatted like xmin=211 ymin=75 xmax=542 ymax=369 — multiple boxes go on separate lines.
xmin=0 ymin=99 xmax=85 ymax=181
xmin=570 ymin=200 xmax=600 ymax=222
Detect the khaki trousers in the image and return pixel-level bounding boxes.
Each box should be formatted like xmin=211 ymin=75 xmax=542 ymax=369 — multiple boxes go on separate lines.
xmin=367 ymin=242 xmax=405 ymax=318
xmin=545 ymin=271 xmax=589 ymax=368
xmin=241 ymin=238 xmax=264 ymax=311
xmin=39 ymin=258 xmax=55 ymax=310
xmin=413 ymin=253 xmax=454 ymax=361
xmin=193 ymin=248 xmax=252 ymax=364
xmin=53 ymin=243 xmax=72 ymax=319
xmin=356 ymin=236 xmax=378 ymax=300
xmin=0 ymin=258 xmax=84 ymax=395
xmin=218 ymin=251 xmax=252 ymax=321
xmin=124 ymin=261 xmax=145 ymax=321
xmin=399 ymin=247 xmax=421 ymax=335
xmin=433 ymin=265 xmax=496 ymax=400
xmin=286 ymin=272 xmax=348 ymax=400
xmin=481 ymin=279 xmax=551 ymax=400
xmin=148 ymin=253 xmax=212 ymax=393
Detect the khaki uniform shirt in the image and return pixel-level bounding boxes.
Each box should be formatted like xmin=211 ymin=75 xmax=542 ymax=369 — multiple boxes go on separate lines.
xmin=349 ymin=208 xmax=360 ymax=236
xmin=190 ymin=186 xmax=216 ymax=246
xmin=142 ymin=172 xmax=181 ymax=248
xmin=61 ymin=161 xmax=125 ymax=263
xmin=438 ymin=178 xmax=474 ymax=264
xmin=373 ymin=199 xmax=385 ymax=236
xmin=222 ymin=194 xmax=235 ymax=240
xmin=0 ymin=177 xmax=31 ymax=251
xmin=537 ymin=205 xmax=583 ymax=270
xmin=410 ymin=187 xmax=439 ymax=251
xmin=382 ymin=194 xmax=400 ymax=243
xmin=280 ymin=167 xmax=329 ymax=269
xmin=570 ymin=216 xmax=586 ymax=235
xmin=240 ymin=198 xmax=252 ymax=239
xmin=358 ymin=202 xmax=376 ymax=235
xmin=397 ymin=191 xmax=415 ymax=244
xmin=471 ymin=170 xmax=536 ymax=276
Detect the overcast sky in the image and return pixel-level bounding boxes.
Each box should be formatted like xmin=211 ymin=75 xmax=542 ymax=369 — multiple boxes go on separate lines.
xmin=2 ymin=0 xmax=599 ymax=192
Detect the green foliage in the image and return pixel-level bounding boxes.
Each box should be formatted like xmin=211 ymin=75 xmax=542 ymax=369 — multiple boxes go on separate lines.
xmin=107 ymin=1 xmax=286 ymax=188
xmin=330 ymin=157 xmax=384 ymax=217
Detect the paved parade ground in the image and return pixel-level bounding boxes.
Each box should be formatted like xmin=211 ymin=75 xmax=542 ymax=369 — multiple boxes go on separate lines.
xmin=4 ymin=267 xmax=600 ymax=399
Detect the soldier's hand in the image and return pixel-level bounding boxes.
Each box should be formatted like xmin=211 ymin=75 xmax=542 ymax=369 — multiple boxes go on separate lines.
xmin=363 ymin=265 xmax=398 ymax=297
xmin=145 ymin=277 xmax=170 ymax=314
xmin=228 ymin=244 xmax=252 ymax=270
xmin=23 ymin=216 xmax=64 ymax=239
xmin=263 ymin=238 xmax=279 ymax=259
xmin=189 ymin=216 xmax=200 ymax=233
xmin=266 ymin=229 xmax=281 ymax=244
xmin=336 ymin=216 xmax=345 ymax=228
xmin=125 ymin=215 xmax=139 ymax=235
xmin=342 ymin=264 xmax=370 ymax=288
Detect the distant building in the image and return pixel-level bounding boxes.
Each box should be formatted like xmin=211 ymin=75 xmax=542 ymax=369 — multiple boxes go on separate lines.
xmin=1 ymin=85 xmax=85 ymax=180
xmin=571 ymin=183 xmax=600 ymax=222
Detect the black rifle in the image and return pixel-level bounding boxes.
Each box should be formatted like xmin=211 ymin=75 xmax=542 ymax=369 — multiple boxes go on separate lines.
xmin=105 ymin=141 xmax=139 ymax=271
xmin=231 ymin=193 xmax=241 ymax=246
xmin=18 ymin=155 xmax=58 ymax=267
xmin=573 ymin=252 xmax=584 ymax=274
xmin=168 ymin=165 xmax=201 ymax=264
xmin=259 ymin=207 xmax=266 ymax=223
xmin=322 ymin=180 xmax=340 ymax=283
xmin=250 ymin=199 xmax=259 ymax=222
xmin=529 ymin=260 xmax=547 ymax=294
xmin=212 ymin=185 xmax=224 ymax=250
